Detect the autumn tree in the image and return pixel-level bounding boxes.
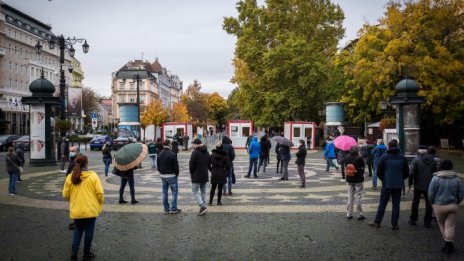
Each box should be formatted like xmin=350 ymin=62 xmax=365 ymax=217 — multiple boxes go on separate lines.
xmin=140 ymin=99 xmax=169 ymax=140
xmin=81 ymin=87 xmax=101 ymax=125
xmin=182 ymin=80 xmax=210 ymax=126
xmin=207 ymin=92 xmax=229 ymax=127
xmin=223 ymin=0 xmax=345 ymax=127
xmin=336 ymin=0 xmax=464 ymax=126
xmin=171 ymin=100 xmax=189 ymax=122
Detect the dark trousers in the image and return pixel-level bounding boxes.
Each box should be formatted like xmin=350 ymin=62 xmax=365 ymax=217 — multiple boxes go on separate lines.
xmin=119 ymin=176 xmax=135 ymax=201
xmin=209 ymin=183 xmax=224 ymax=204
xmin=72 ymin=217 xmax=96 ymax=256
xmin=410 ymin=189 xmax=432 ymax=225
xmin=374 ymin=187 xmax=402 ymax=226
xmin=247 ymin=158 xmax=258 ymax=177
xmin=276 ymin=159 xmax=283 ymax=173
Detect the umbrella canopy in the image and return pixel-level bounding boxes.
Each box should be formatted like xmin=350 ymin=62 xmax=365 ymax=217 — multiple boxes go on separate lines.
xmin=333 ymin=135 xmax=357 ymax=151
xmin=113 ymin=143 xmax=148 ymax=171
xmin=272 ymin=136 xmax=294 ymax=147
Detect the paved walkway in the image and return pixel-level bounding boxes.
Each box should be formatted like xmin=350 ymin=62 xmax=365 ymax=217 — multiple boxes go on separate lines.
xmin=0 ymin=147 xmax=463 ymax=260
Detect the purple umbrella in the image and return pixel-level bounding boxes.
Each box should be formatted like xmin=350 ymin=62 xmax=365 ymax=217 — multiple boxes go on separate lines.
xmin=333 ymin=135 xmax=357 ymax=151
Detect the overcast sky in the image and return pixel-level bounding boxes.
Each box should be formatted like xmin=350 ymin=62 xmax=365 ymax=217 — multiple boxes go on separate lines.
xmin=6 ymin=0 xmax=388 ymax=98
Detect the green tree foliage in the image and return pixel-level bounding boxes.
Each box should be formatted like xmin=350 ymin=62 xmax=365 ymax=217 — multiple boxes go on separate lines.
xmin=224 ymin=0 xmax=345 ymax=127
xmin=337 ymin=0 xmax=464 ymax=125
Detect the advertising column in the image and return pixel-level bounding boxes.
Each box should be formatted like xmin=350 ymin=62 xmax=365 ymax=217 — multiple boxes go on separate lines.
xmin=30 ymin=104 xmax=46 ymax=159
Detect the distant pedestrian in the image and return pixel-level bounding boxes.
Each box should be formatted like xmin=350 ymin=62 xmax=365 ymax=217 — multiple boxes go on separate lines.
xmin=183 ymin=133 xmax=189 ymax=151
xmin=221 ymin=136 xmax=236 ymax=196
xmin=371 ymin=139 xmax=387 ymax=190
xmin=155 ymin=138 xmax=163 ymax=155
xmin=258 ymin=136 xmax=270 ymax=174
xmin=245 ymin=135 xmax=252 ymax=150
xmin=368 ymin=139 xmax=409 ymax=230
xmin=5 ymin=147 xmax=21 ymax=195
xmin=101 ymin=142 xmax=112 ymax=177
xmin=344 ymin=146 xmax=366 ymax=220
xmin=279 ymin=145 xmax=291 ymax=181
xmin=266 ymin=135 xmax=272 ymax=165
xmin=246 ymin=136 xmax=260 ymax=178
xmin=148 ymin=139 xmax=157 ymax=169
xmin=171 ymin=139 xmax=179 ymax=154
xmin=428 ymin=160 xmax=464 ymax=255
xmin=115 ymin=167 xmax=138 ymax=204
xmin=60 ymin=137 xmax=70 ymax=173
xmin=209 ymin=143 xmax=230 ymax=206
xmin=63 ymin=155 xmax=104 ymax=261
xmin=157 ymin=139 xmax=181 ymax=214
xmin=358 ymin=138 xmax=373 ymax=177
xmin=295 ymin=140 xmax=307 ymax=188
xmin=275 ymin=142 xmax=283 ymax=174
xmin=323 ymin=136 xmax=339 ymax=173
xmin=14 ymin=143 xmax=25 ymax=182
xmin=427 ymin=145 xmax=442 ymax=170
xmin=408 ymin=145 xmax=437 ymax=228
xmin=189 ymin=138 xmax=211 ymax=216
xmin=67 ymin=146 xmax=80 ymax=175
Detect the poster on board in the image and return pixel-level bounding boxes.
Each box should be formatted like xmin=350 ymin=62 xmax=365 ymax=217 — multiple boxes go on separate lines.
xmin=30 ymin=104 xmax=46 ymax=159
xmin=67 ymin=87 xmax=82 ymax=117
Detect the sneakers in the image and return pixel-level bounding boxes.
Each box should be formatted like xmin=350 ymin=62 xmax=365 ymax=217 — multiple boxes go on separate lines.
xmin=367 ymin=221 xmax=380 ymax=228
xmin=8 ymin=193 xmax=15 ymax=196
xmin=170 ymin=208 xmax=182 ymax=214
xmin=198 ymin=207 xmax=208 ymax=216
xmin=17 ymin=179 xmax=23 ymax=182
xmin=347 ymin=215 xmax=353 ymax=219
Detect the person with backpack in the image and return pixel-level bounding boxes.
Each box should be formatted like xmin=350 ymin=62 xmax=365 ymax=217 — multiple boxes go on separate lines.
xmin=344 ymin=146 xmax=366 ymax=220
xmin=101 ymin=142 xmax=112 ymax=177
xmin=371 ymin=139 xmax=387 ymax=190
xmin=147 ymin=139 xmax=157 ymax=169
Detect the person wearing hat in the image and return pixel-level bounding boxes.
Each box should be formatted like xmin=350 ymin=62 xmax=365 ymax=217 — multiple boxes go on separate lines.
xmin=408 ymin=145 xmax=437 ymax=228
xmin=189 ymin=138 xmax=212 ymax=216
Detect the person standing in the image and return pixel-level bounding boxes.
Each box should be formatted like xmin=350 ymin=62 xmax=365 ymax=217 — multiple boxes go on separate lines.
xmin=5 ymin=147 xmax=21 ymax=195
xmin=60 ymin=137 xmax=70 ymax=173
xmin=63 ymin=155 xmax=104 ymax=261
xmin=266 ymin=135 xmax=272 ymax=165
xmin=115 ymin=167 xmax=138 ymax=204
xmin=371 ymin=139 xmax=387 ymax=190
xmin=279 ymin=145 xmax=291 ymax=181
xmin=368 ymin=139 xmax=409 ymax=230
xmin=101 ymin=142 xmax=112 ymax=177
xmin=258 ymin=136 xmax=270 ymax=174
xmin=14 ymin=143 xmax=25 ymax=182
xmin=275 ymin=142 xmax=283 ymax=174
xmin=171 ymin=139 xmax=179 ymax=154
xmin=147 ymin=139 xmax=158 ymax=169
xmin=408 ymin=145 xmax=437 ymax=228
xmin=359 ymin=138 xmax=373 ymax=177
xmin=189 ymin=138 xmax=211 ymax=216
xmin=295 ymin=140 xmax=307 ymax=188
xmin=67 ymin=146 xmax=80 ymax=175
xmin=428 ymin=160 xmax=464 ymax=254
xmin=245 ymin=135 xmax=252 ymax=150
xmin=344 ymin=146 xmax=366 ymax=220
xmin=246 ymin=136 xmax=261 ymax=178
xmin=221 ymin=136 xmax=235 ymax=196
xmin=183 ymin=133 xmax=189 ymax=151
xmin=157 ymin=139 xmax=181 ymax=214
xmin=337 ymin=149 xmax=349 ymax=180
xmin=209 ymin=143 xmax=230 ymax=206
xmin=323 ymin=136 xmax=339 ymax=173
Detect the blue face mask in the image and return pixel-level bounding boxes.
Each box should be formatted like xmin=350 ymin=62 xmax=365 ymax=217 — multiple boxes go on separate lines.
xmin=69 ymin=152 xmax=76 ymax=158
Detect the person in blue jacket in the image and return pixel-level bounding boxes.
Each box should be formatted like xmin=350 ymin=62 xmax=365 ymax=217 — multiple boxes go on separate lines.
xmin=323 ymin=135 xmax=339 ymax=172
xmin=246 ymin=136 xmax=261 ymax=178
xmin=371 ymin=139 xmax=387 ymax=189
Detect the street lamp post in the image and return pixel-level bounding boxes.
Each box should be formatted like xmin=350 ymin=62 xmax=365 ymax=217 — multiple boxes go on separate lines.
xmin=135 ymin=74 xmax=140 ymax=124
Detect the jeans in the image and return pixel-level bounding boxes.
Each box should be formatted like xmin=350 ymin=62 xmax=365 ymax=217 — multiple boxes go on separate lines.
xmin=325 ymin=158 xmax=339 ymax=172
xmin=102 ymin=157 xmax=111 ymax=176
xmin=281 ymin=160 xmax=289 ymax=179
xmin=347 ymin=183 xmax=364 ymax=217
xmin=119 ymin=176 xmax=135 ymax=201
xmin=372 ymin=163 xmax=379 ymax=188
xmin=149 ymin=154 xmax=157 ymax=169
xmin=374 ymin=187 xmax=402 ymax=226
xmin=258 ymin=156 xmax=267 ymax=173
xmin=72 ymin=217 xmax=96 ymax=256
xmin=247 ymin=157 xmax=258 ymax=177
xmin=161 ymin=176 xmax=179 ymax=212
xmin=410 ymin=189 xmax=432 ymax=225
xmin=223 ymin=167 xmax=233 ymax=194
xmin=192 ymin=182 xmax=207 ymax=208
xmin=8 ymin=172 xmax=18 ymax=194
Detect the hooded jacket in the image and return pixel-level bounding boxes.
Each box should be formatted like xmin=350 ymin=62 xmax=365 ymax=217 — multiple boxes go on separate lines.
xmin=323 ymin=141 xmax=336 ymax=159
xmin=62 ymin=170 xmax=104 ymax=219
xmin=372 ymin=144 xmax=387 ymax=167
xmin=210 ymin=148 xmax=230 ymax=184
xmin=222 ymin=136 xmax=235 ymax=166
xmin=189 ymin=144 xmax=211 ymax=183
xmin=377 ymin=147 xmax=409 ymax=189
xmin=428 ymin=170 xmax=464 ymax=205
xmin=157 ymin=146 xmax=179 ymax=176
xmin=344 ymin=154 xmax=365 ymax=184
xmin=409 ymin=153 xmax=437 ymax=190
xmin=248 ymin=136 xmax=261 ymax=159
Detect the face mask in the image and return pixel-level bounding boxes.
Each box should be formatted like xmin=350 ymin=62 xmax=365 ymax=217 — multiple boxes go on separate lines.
xmin=69 ymin=152 xmax=76 ymax=158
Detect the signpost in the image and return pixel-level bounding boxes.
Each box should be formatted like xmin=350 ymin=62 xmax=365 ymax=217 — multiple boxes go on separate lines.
xmin=91 ymin=112 xmax=97 ymax=129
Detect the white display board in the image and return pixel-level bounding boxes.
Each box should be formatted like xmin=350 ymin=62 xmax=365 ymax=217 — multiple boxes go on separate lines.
xmin=162 ymin=122 xmax=193 ymax=149
xmin=283 ymin=121 xmax=317 ymax=150
xmin=227 ymin=120 xmax=253 ymax=148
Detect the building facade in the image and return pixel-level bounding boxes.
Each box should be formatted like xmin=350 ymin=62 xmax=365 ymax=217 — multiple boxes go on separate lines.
xmin=0 ymin=1 xmax=74 ymax=135
xmin=69 ymin=57 xmax=84 ymax=131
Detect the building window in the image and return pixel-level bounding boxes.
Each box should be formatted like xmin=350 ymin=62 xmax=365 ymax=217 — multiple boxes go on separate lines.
xmin=130 ymin=97 xmax=135 ymax=103
xmin=119 ymin=96 xmax=125 ymax=103
xmin=130 ymin=82 xmax=135 ymax=90
xmin=119 ymin=82 xmax=124 ymax=90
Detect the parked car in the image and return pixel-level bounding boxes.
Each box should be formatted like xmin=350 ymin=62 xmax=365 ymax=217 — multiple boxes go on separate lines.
xmin=0 ymin=135 xmax=21 ymax=151
xmin=89 ymin=135 xmax=113 ymax=150
xmin=12 ymin=135 xmax=30 ymax=151
xmin=112 ymin=136 xmax=136 ymax=150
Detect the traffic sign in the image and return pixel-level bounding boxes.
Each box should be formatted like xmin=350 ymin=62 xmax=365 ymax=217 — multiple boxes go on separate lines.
xmin=91 ymin=112 xmax=97 ymax=119
xmin=91 ymin=118 xmax=98 ymax=128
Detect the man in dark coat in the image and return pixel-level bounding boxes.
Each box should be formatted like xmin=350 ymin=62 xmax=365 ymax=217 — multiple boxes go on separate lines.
xmin=182 ymin=133 xmax=189 ymax=151
xmin=189 ymin=138 xmax=211 ymax=216
xmin=368 ymin=139 xmax=409 ymax=230
xmin=295 ymin=140 xmax=307 ymax=188
xmin=258 ymin=136 xmax=270 ymax=174
xmin=157 ymin=139 xmax=181 ymax=214
xmin=408 ymin=145 xmax=437 ymax=228
xmin=221 ymin=136 xmax=236 ymax=195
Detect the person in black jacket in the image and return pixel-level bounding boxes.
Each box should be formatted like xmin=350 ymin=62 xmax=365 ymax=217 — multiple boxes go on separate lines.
xmin=221 ymin=136 xmax=236 ymax=196
xmin=295 ymin=140 xmax=307 ymax=188
xmin=157 ymin=139 xmax=181 ymax=214
xmin=14 ymin=143 xmax=25 ymax=182
xmin=344 ymin=146 xmax=366 ymax=220
xmin=189 ymin=138 xmax=211 ymax=216
xmin=258 ymin=136 xmax=270 ymax=174
xmin=209 ymin=143 xmax=230 ymax=206
xmin=275 ymin=143 xmax=283 ymax=174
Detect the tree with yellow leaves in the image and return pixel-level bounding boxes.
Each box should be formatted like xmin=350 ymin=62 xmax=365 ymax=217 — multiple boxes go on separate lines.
xmin=207 ymin=92 xmax=228 ymax=127
xmin=171 ymin=101 xmax=189 ymax=122
xmin=140 ymin=99 xmax=169 ymax=140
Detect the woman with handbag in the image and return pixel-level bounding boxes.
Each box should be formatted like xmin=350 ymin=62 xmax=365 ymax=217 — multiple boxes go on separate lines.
xmin=6 ymin=147 xmax=22 ymax=195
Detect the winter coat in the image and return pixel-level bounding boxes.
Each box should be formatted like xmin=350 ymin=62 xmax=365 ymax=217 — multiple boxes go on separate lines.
xmin=323 ymin=141 xmax=336 ymax=159
xmin=337 ymin=149 xmax=349 ymax=165
xmin=248 ymin=137 xmax=261 ymax=159
xmin=377 ymin=147 xmax=409 ymax=189
xmin=189 ymin=145 xmax=211 ymax=183
xmin=62 ymin=170 xmax=104 ymax=219
xmin=372 ymin=144 xmax=387 ymax=167
xmin=210 ymin=149 xmax=230 ymax=184
xmin=344 ymin=154 xmax=365 ymax=184
xmin=409 ymin=153 xmax=437 ymax=191
xmin=222 ymin=136 xmax=235 ymax=166
xmin=14 ymin=146 xmax=25 ymax=166
xmin=295 ymin=144 xmax=307 ymax=166
xmin=61 ymin=141 xmax=70 ymax=160
xmin=157 ymin=147 xmax=179 ymax=175
xmin=280 ymin=145 xmax=291 ymax=161
xmin=275 ymin=143 xmax=282 ymax=161
xmin=171 ymin=140 xmax=179 ymax=154
xmin=155 ymin=141 xmax=164 ymax=154
xmin=102 ymin=145 xmax=112 ymax=159
xmin=148 ymin=142 xmax=157 ymax=155
xmin=428 ymin=170 xmax=464 ymax=205
xmin=259 ymin=137 xmax=271 ymax=158
xmin=6 ymin=153 xmax=21 ymax=173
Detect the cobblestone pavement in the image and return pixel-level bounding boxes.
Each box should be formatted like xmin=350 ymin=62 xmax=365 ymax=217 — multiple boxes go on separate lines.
xmin=0 ymin=147 xmax=463 ymax=261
